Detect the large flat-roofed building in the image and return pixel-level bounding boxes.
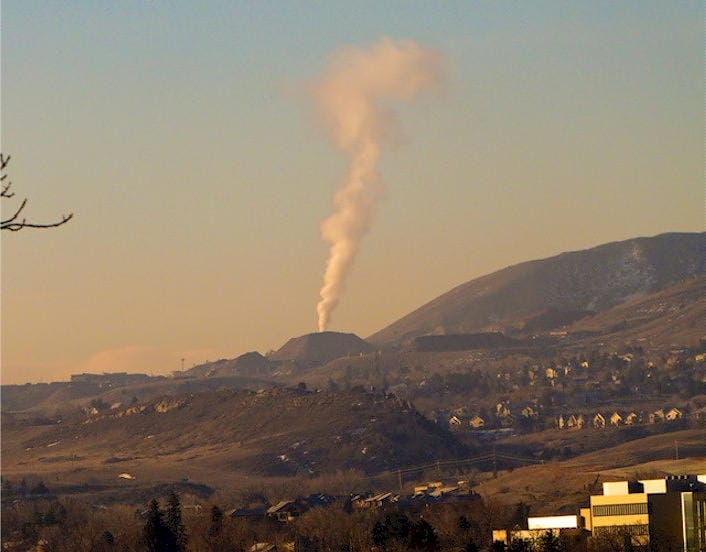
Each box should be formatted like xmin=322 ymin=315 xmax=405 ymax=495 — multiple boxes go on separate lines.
xmin=587 ymin=475 xmax=706 ymax=551
xmin=491 ymin=475 xmax=706 ymax=551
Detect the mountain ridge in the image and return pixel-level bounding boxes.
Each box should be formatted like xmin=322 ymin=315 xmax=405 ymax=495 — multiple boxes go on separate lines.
xmin=368 ymin=231 xmax=704 ymax=346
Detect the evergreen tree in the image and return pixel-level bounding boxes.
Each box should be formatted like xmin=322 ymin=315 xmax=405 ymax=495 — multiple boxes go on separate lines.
xmin=508 ymin=538 xmax=532 ymax=552
xmin=209 ymin=505 xmax=223 ymax=538
xmin=537 ymin=530 xmax=564 ymax=552
xmin=371 ymin=520 xmax=387 ymax=547
xmin=408 ymin=518 xmax=439 ymax=551
xmin=18 ymin=478 xmax=27 ymax=497
xmin=143 ymin=500 xmax=165 ymax=552
xmin=165 ymin=491 xmax=187 ymax=551
xmin=31 ymin=480 xmax=50 ymax=495
xmin=327 ymin=377 xmax=339 ymax=391
xmin=510 ymin=501 xmax=531 ymax=528
xmin=385 ymin=511 xmax=411 ymax=541
xmin=1 ymin=477 xmax=13 ymax=497
xmin=143 ymin=499 xmax=177 ymax=552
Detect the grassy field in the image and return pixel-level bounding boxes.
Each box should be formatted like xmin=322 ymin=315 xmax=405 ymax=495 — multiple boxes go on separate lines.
xmin=470 ymin=427 xmax=706 ymax=513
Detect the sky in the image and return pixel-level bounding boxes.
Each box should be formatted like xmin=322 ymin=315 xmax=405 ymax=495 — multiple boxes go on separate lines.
xmin=2 ymin=1 xmax=703 ymax=384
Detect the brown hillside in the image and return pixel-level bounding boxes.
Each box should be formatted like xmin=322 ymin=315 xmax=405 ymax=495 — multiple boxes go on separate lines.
xmin=567 ymin=277 xmax=705 ymax=349
xmin=2 ymin=388 xmax=470 ymax=484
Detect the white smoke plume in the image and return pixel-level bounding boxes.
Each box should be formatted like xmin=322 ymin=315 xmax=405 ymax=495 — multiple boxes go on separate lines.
xmin=312 ymin=37 xmax=442 ymax=331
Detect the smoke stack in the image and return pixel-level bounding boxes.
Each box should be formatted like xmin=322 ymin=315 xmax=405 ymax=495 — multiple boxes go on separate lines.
xmin=310 ymin=37 xmax=442 ymax=331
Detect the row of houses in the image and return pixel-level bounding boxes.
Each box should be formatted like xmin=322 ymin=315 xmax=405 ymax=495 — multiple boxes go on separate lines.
xmin=447 ymin=401 xmax=542 ymax=429
xmin=556 ymin=407 xmax=684 ymax=430
xmin=446 ymin=404 xmax=688 ymax=432
xmin=229 ymin=482 xmax=479 ymax=524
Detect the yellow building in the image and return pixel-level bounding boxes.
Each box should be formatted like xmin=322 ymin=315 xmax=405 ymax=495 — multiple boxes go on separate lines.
xmin=586 ymin=475 xmax=706 ymax=551
xmin=491 ymin=475 xmax=706 ymax=551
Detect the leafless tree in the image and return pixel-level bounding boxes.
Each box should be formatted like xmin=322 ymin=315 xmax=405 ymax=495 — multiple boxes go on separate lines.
xmin=1 ymin=154 xmax=73 ymax=231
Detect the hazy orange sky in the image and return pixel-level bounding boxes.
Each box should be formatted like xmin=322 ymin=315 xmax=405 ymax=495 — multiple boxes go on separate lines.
xmin=2 ymin=2 xmax=703 ymax=383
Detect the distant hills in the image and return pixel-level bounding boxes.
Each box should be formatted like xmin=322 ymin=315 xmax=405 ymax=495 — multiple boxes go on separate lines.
xmin=150 ymin=232 xmax=704 ymax=381
xmin=185 ymin=331 xmax=375 ymax=378
xmin=369 ymin=232 xmax=704 ymax=346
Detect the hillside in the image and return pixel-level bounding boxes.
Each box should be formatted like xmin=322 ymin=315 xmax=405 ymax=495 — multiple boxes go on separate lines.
xmin=473 ymin=428 xmax=706 ymax=513
xmin=369 ymin=232 xmax=704 ymax=346
xmin=1 ymin=387 xmax=470 ymax=491
xmin=269 ymin=331 xmax=374 ymax=366
xmin=566 ymin=276 xmax=704 ymax=350
xmin=186 ymin=351 xmax=275 ymax=378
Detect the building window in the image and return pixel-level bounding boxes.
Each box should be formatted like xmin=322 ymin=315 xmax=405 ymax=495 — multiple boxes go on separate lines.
xmin=592 ymin=503 xmax=648 ymax=516
xmin=594 ymin=524 xmax=649 ymax=536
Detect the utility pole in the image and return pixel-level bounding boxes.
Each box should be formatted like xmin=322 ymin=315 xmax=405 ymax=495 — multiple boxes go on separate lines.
xmin=492 ymin=443 xmax=498 ymax=479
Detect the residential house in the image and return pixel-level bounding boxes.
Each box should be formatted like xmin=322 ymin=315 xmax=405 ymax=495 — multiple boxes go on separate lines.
xmin=496 ymin=401 xmax=511 ymax=419
xmin=449 ymin=415 xmax=464 ymax=427
xmin=521 ymin=405 xmax=539 ymax=419
xmin=592 ymin=413 xmax=606 ymax=429
xmin=266 ymin=500 xmax=308 ymax=522
xmin=609 ymin=412 xmax=623 ymax=427
xmin=557 ymin=414 xmax=566 ymax=430
xmin=250 ymin=544 xmax=277 ymax=552
xmin=649 ymin=409 xmax=665 ymax=424
xmin=625 ymin=412 xmax=640 ymax=425
xmin=666 ymin=407 xmax=683 ymax=421
xmin=358 ymin=492 xmax=397 ymax=509
xmin=302 ymin=493 xmax=336 ymax=509
xmin=229 ymin=506 xmax=268 ymax=520
xmin=409 ymin=481 xmax=479 ymax=507
xmin=469 ymin=416 xmax=485 ymax=429
xmin=566 ymin=414 xmax=585 ymax=430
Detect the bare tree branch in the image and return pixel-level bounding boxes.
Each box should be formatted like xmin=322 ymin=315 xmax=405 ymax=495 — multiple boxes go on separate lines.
xmin=1 ymin=213 xmax=74 ymax=232
xmin=0 ymin=153 xmax=74 ymax=231
xmin=1 ymin=198 xmax=28 ymax=225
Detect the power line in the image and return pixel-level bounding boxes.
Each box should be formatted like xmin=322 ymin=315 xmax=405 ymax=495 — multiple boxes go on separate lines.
xmin=356 ymin=450 xmax=545 ymax=483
